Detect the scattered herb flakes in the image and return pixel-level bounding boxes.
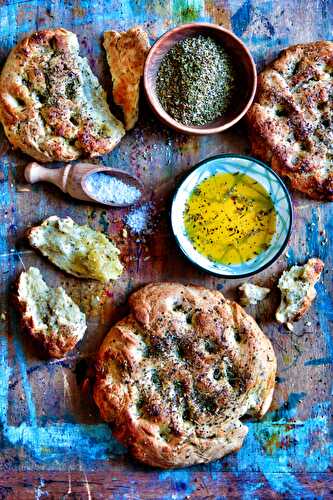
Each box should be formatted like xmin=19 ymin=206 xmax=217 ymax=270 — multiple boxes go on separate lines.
xmin=156 ymin=35 xmax=237 ymax=126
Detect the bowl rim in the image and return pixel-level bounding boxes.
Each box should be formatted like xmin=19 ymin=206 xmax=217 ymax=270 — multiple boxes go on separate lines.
xmin=171 ymin=153 xmax=293 ymax=278
xmin=144 ymin=22 xmax=257 ymax=135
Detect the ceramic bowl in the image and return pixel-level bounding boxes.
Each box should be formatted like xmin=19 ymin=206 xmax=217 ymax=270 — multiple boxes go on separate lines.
xmin=144 ymin=23 xmax=257 ymax=135
xmin=171 ymin=154 xmax=293 ymax=278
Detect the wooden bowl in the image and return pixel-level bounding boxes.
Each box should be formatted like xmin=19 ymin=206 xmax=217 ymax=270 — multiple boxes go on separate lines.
xmin=144 ymin=23 xmax=257 ymax=135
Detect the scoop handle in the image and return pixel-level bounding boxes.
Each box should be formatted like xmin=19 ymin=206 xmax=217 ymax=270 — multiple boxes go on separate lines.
xmin=24 ymin=162 xmax=70 ymax=192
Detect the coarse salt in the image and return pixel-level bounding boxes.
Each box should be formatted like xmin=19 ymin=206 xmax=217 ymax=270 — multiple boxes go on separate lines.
xmin=125 ymin=203 xmax=152 ymax=234
xmin=85 ymin=172 xmax=141 ymax=205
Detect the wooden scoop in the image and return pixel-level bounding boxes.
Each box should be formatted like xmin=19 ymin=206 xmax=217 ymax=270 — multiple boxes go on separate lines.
xmin=24 ymin=162 xmax=144 ymax=207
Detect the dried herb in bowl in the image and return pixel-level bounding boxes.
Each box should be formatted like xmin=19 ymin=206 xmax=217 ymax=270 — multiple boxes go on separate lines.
xmin=156 ymin=35 xmax=237 ymax=127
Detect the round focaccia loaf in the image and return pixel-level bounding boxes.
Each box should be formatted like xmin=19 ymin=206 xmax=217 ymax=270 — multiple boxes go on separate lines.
xmin=247 ymin=41 xmax=333 ymax=200
xmin=94 ymin=282 xmax=276 ymax=468
xmin=16 ymin=267 xmax=86 ymax=358
xmin=0 ymin=28 xmax=125 ymax=162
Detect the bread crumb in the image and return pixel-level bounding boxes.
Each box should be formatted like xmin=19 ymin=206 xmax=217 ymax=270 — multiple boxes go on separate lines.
xmin=238 ymin=283 xmax=270 ymax=306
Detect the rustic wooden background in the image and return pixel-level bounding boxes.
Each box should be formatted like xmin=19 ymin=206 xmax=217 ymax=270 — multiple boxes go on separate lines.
xmin=0 ymin=0 xmax=332 ymax=498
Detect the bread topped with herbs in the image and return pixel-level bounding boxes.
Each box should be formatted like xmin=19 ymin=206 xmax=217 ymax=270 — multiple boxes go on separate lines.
xmin=104 ymin=26 xmax=150 ymax=130
xmin=27 ymin=216 xmax=123 ymax=282
xmin=16 ymin=267 xmax=86 ymax=358
xmin=0 ymin=28 xmax=124 ymax=162
xmin=247 ymin=41 xmax=333 ymax=200
xmin=93 ymin=282 xmax=276 ymax=468
xmin=276 ymin=258 xmax=324 ymax=327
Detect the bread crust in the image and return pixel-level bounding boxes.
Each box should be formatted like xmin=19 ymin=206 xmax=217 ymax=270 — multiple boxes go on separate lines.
xmin=247 ymin=41 xmax=333 ymax=200
xmin=104 ymin=27 xmax=150 ymax=130
xmin=276 ymin=258 xmax=324 ymax=324
xmin=0 ymin=29 xmax=124 ymax=162
xmin=16 ymin=267 xmax=86 ymax=358
xmin=94 ymin=282 xmax=276 ymax=468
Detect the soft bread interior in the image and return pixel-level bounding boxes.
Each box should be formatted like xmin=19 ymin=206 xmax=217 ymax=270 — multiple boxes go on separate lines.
xmin=78 ymin=57 xmax=125 ymax=143
xmin=18 ymin=267 xmax=86 ymax=336
xmin=28 ymin=216 xmax=123 ymax=282
xmin=239 ymin=283 xmax=270 ymax=306
xmin=276 ymin=265 xmax=311 ymax=323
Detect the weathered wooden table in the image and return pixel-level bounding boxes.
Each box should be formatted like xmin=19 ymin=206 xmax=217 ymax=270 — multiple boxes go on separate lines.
xmin=0 ymin=0 xmax=332 ymax=498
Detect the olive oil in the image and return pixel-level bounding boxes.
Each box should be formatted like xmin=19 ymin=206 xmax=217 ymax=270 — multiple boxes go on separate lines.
xmin=184 ymin=172 xmax=276 ymax=265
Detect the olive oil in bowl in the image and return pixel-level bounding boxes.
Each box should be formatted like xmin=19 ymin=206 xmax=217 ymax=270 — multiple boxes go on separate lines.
xmin=171 ymin=154 xmax=292 ymax=278
xmin=184 ymin=172 xmax=276 ymax=265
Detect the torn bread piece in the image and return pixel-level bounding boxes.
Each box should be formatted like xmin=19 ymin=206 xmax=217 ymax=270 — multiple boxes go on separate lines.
xmin=17 ymin=267 xmax=86 ymax=358
xmin=238 ymin=283 xmax=271 ymax=306
xmin=276 ymin=258 xmax=324 ymax=328
xmin=27 ymin=216 xmax=123 ymax=282
xmin=104 ymin=26 xmax=150 ymax=130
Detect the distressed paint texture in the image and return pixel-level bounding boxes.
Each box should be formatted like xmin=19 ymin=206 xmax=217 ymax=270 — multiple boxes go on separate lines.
xmin=0 ymin=0 xmax=332 ymax=497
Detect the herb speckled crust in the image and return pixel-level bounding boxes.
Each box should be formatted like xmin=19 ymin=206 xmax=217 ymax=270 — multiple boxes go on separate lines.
xmin=94 ymin=282 xmax=276 ymax=468
xmin=104 ymin=26 xmax=150 ymax=131
xmin=0 ymin=29 xmax=125 ymax=162
xmin=247 ymin=41 xmax=333 ymax=200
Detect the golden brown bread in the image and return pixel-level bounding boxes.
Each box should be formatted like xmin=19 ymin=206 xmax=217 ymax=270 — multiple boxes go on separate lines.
xmin=94 ymin=282 xmax=276 ymax=468
xmin=0 ymin=28 xmax=125 ymax=162
xmin=247 ymin=41 xmax=333 ymax=200
xmin=276 ymin=258 xmax=324 ymax=326
xmin=104 ymin=26 xmax=150 ymax=130
xmin=16 ymin=267 xmax=86 ymax=358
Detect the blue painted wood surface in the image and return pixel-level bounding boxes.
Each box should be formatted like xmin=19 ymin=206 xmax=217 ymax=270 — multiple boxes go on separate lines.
xmin=0 ymin=0 xmax=332 ymax=497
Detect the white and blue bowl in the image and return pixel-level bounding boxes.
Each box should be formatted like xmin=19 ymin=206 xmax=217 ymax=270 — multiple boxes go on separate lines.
xmin=171 ymin=154 xmax=293 ymax=278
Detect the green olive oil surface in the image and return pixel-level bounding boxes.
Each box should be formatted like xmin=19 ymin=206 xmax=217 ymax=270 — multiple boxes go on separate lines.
xmin=184 ymin=172 xmax=277 ymax=265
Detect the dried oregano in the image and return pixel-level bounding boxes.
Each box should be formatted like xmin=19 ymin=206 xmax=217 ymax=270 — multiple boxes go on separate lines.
xmin=156 ymin=35 xmax=237 ymax=126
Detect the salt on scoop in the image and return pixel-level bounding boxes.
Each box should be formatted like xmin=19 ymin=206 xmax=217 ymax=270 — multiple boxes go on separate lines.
xmin=85 ymin=172 xmax=141 ymax=205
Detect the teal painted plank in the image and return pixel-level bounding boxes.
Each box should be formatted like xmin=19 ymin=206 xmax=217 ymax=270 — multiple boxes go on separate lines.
xmin=0 ymin=0 xmax=332 ymax=497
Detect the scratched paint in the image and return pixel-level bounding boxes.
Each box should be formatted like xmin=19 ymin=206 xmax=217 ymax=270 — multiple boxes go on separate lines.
xmin=0 ymin=336 xmax=125 ymax=463
xmin=172 ymin=0 xmax=203 ymax=22
xmin=237 ymin=399 xmax=333 ymax=495
xmin=0 ymin=0 xmax=332 ymax=497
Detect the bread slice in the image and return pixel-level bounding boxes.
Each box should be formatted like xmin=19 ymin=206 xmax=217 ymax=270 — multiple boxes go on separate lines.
xmin=27 ymin=216 xmax=123 ymax=282
xmin=276 ymin=258 xmax=324 ymax=327
xmin=104 ymin=26 xmax=150 ymax=130
xmin=238 ymin=283 xmax=270 ymax=306
xmin=16 ymin=267 xmax=86 ymax=358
